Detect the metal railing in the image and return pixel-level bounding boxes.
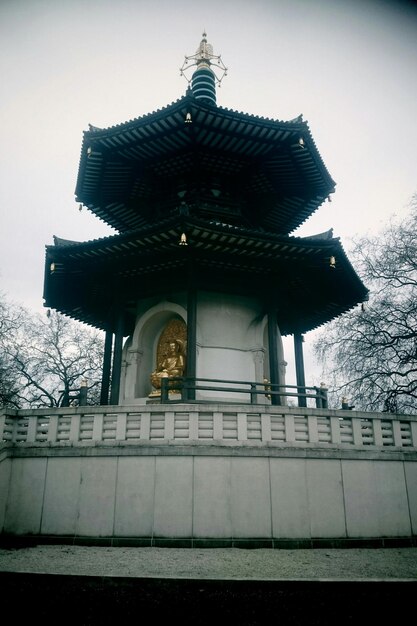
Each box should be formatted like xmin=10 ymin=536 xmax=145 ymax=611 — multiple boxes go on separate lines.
xmin=160 ymin=376 xmax=328 ymax=408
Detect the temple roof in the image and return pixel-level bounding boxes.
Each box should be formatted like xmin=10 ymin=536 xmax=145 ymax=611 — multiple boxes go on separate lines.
xmin=44 ymin=216 xmax=367 ymax=336
xmin=75 ymin=93 xmax=335 ymax=235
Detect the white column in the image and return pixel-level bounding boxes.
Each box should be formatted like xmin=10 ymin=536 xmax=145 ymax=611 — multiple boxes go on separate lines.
xmin=123 ymin=349 xmax=143 ymax=401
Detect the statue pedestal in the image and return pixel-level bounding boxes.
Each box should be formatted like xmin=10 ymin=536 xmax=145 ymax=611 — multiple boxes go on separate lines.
xmin=146 ymin=392 xmax=182 ymax=404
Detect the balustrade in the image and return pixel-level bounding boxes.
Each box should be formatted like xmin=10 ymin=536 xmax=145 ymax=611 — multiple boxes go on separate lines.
xmin=1 ymin=406 xmax=416 ymax=449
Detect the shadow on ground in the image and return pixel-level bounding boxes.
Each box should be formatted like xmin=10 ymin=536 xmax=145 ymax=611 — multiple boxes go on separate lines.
xmin=1 ymin=572 xmax=415 ymax=625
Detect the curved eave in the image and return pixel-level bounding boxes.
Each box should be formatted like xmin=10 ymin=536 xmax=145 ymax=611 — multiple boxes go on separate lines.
xmin=75 ymin=95 xmax=335 ymax=234
xmin=44 ymin=217 xmax=367 ymax=334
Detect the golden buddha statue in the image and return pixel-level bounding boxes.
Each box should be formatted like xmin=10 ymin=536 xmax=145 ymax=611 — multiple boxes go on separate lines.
xmin=149 ymin=319 xmax=187 ymax=396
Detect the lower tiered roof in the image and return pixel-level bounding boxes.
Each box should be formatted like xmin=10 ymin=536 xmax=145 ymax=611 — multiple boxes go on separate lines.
xmin=44 ymin=216 xmax=367 ymax=335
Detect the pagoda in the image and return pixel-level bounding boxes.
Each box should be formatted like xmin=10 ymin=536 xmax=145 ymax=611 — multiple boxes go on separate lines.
xmin=6 ymin=35 xmax=415 ymax=550
xmin=43 ymin=34 xmax=367 ymax=407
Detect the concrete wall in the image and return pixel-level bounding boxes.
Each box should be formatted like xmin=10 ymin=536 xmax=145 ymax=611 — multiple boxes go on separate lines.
xmin=0 ymin=453 xmax=11 ymax=533
xmin=1 ymin=446 xmax=416 ymax=542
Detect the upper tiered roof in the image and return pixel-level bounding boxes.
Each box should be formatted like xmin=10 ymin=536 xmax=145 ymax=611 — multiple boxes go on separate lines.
xmin=75 ymin=36 xmax=335 ymax=236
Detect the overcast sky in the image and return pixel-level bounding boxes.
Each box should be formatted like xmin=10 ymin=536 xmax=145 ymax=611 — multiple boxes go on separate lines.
xmin=1 ymin=0 xmax=416 ymax=387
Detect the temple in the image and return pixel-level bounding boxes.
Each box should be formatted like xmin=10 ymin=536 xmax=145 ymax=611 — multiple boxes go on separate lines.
xmin=43 ymin=33 xmax=367 ymax=406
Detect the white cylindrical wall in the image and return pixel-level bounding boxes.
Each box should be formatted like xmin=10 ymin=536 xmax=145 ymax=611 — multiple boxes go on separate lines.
xmin=121 ymin=291 xmax=285 ymax=404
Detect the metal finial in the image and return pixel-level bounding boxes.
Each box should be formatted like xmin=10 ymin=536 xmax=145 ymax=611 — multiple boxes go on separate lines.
xmin=180 ymin=32 xmax=227 ymax=86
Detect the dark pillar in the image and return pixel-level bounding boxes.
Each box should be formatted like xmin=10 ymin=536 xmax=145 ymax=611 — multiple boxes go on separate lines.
xmin=186 ymin=286 xmax=197 ymax=401
xmin=110 ymin=311 xmax=124 ymax=405
xmin=61 ymin=388 xmax=70 ymax=408
xmin=100 ymin=330 xmax=113 ymax=405
xmin=268 ymin=309 xmax=281 ymax=406
xmin=294 ymin=332 xmax=307 ymax=407
xmin=79 ymin=380 xmax=88 ymax=406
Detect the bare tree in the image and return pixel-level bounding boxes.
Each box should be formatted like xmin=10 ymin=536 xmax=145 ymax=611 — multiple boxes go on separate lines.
xmin=0 ymin=295 xmax=25 ymax=408
xmin=0 ymin=297 xmax=104 ymax=408
xmin=314 ymin=196 xmax=417 ymax=414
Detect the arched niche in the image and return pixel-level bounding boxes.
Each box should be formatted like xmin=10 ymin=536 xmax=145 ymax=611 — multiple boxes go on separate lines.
xmin=122 ymin=301 xmax=187 ymax=401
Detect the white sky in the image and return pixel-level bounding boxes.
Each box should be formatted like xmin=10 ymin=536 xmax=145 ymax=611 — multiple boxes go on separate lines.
xmin=1 ymin=0 xmax=416 ymax=389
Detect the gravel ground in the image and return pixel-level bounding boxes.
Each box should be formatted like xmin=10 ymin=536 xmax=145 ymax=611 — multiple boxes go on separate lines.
xmin=1 ymin=545 xmax=416 ymax=580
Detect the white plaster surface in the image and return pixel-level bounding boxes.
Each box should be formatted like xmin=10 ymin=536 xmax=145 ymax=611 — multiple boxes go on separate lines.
xmin=76 ymin=458 xmax=118 ymax=537
xmin=230 ymin=457 xmax=272 ymax=537
xmin=404 ymin=462 xmax=417 ymax=535
xmin=153 ymin=457 xmax=193 ymax=537
xmin=270 ymin=458 xmax=310 ymax=538
xmin=4 ymin=458 xmax=46 ymax=535
xmin=114 ymin=457 xmax=155 ymax=536
xmin=197 ymin=293 xmax=262 ymax=388
xmin=193 ymin=457 xmax=232 ymax=537
xmin=342 ymin=460 xmax=411 ymax=538
xmin=197 ymin=293 xmax=261 ymax=348
xmin=0 ymin=457 xmax=11 ymax=532
xmin=41 ymin=457 xmax=82 ymax=535
xmin=305 ymin=459 xmax=346 ymax=538
xmin=373 ymin=461 xmax=411 ymax=536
